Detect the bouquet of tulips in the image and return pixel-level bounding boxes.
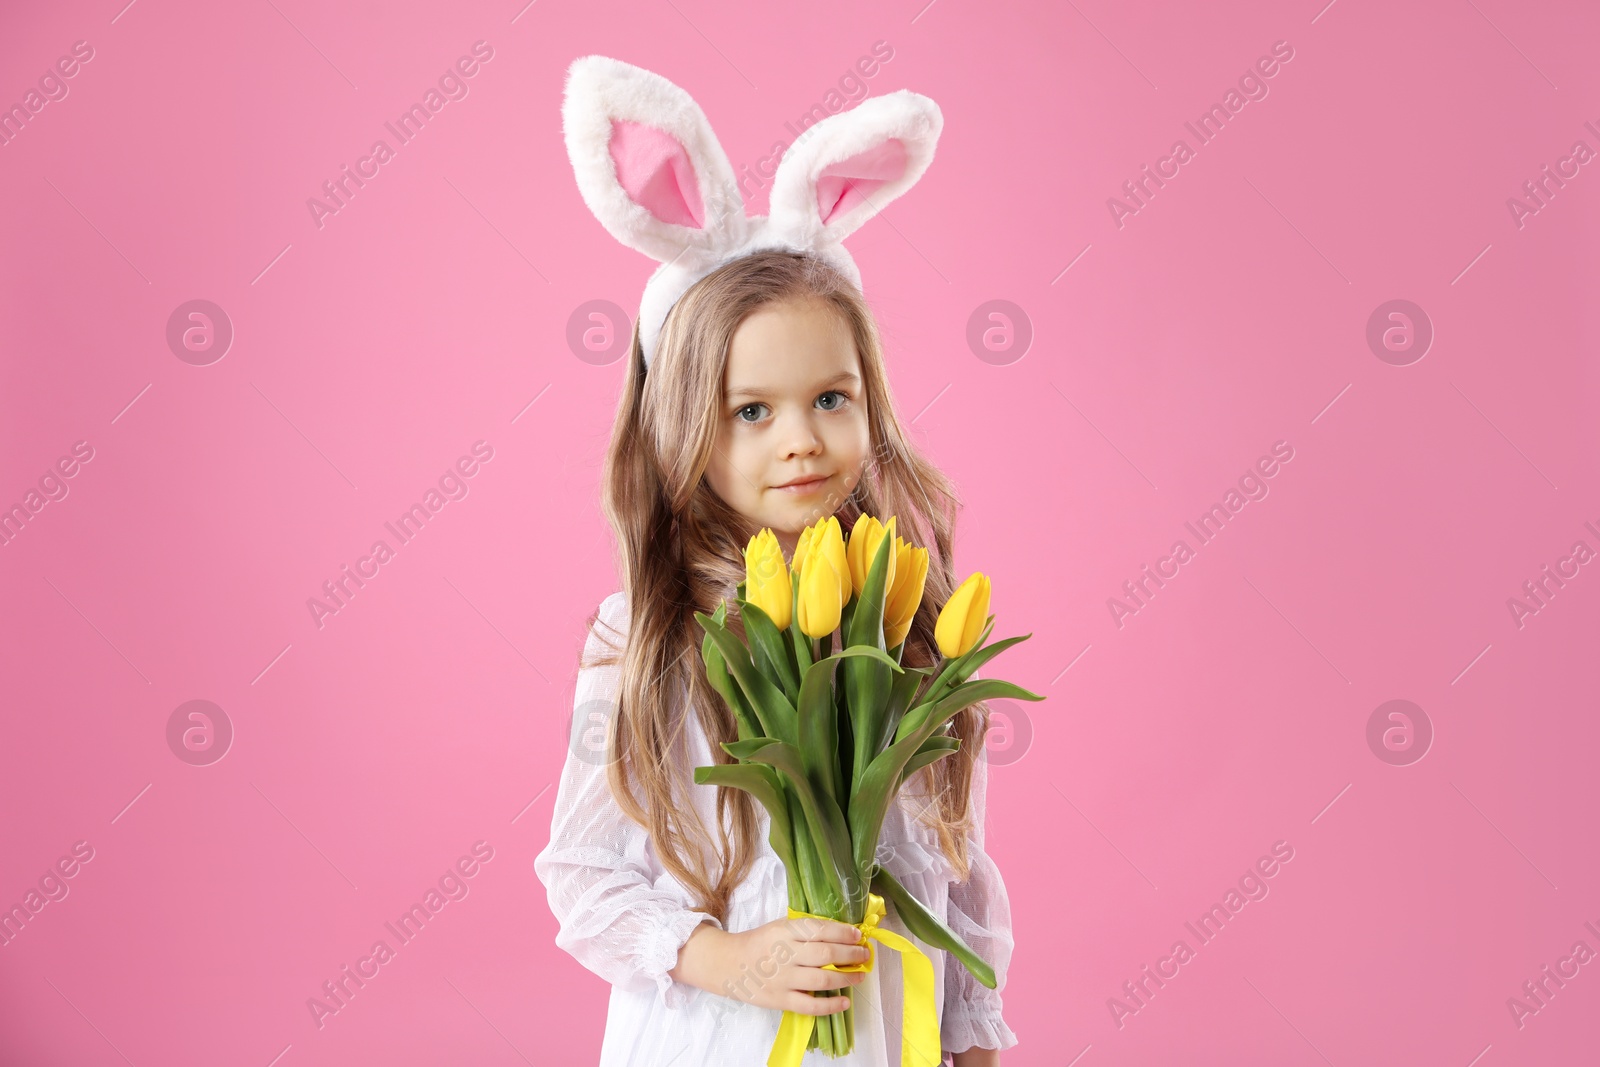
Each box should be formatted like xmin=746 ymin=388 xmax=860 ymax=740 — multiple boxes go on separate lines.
xmin=692 ymin=513 xmax=1044 ymax=1064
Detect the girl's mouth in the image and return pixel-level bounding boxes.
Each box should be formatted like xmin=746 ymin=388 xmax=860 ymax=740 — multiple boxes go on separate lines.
xmin=772 ymin=475 xmax=830 ymax=495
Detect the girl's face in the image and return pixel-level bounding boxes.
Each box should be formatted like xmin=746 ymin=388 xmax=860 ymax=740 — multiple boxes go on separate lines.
xmin=703 ymin=296 xmax=871 ymax=560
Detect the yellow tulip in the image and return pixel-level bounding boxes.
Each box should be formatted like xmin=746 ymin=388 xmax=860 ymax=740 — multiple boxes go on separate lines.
xmin=935 ymin=572 xmax=991 ymax=658
xmin=743 ymin=529 xmax=792 ymax=630
xmin=884 ymin=539 xmax=929 ymax=649
xmin=847 ymin=514 xmax=898 ymax=597
xmin=813 ymin=516 xmax=850 ymax=606
xmin=797 ymin=541 xmax=843 ymax=637
xmin=792 ymin=523 xmax=815 ymax=573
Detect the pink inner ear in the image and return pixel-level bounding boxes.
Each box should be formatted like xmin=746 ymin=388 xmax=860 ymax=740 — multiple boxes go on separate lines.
xmin=609 ymin=120 xmax=706 ymax=229
xmin=815 ymin=139 xmax=908 ymax=226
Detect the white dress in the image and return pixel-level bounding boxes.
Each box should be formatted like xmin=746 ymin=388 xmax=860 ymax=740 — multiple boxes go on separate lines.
xmin=534 ymin=592 xmax=1019 ymax=1066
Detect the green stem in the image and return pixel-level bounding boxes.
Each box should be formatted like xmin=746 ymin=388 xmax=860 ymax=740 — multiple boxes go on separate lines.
xmin=920 ymin=652 xmax=966 ymax=710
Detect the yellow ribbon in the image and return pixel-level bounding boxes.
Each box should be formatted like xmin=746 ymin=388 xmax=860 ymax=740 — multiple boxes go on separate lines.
xmin=766 ymin=891 xmax=940 ymax=1067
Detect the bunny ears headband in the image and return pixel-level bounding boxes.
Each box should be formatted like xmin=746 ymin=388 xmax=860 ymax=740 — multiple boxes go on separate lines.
xmin=562 ymin=55 xmax=944 ymax=367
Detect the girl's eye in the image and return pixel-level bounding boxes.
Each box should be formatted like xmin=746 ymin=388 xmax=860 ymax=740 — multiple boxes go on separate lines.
xmin=733 ymin=392 xmax=849 ymax=422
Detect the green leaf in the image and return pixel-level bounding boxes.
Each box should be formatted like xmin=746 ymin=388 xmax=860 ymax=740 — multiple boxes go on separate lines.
xmin=788 ymin=791 xmax=837 ymax=917
xmin=794 ymin=646 xmax=907 ymax=810
xmin=872 ymin=867 xmax=996 ymax=989
xmin=703 ymin=630 xmax=762 ymax=741
xmin=695 ymin=611 xmax=798 ymax=743
xmin=743 ymin=600 xmax=800 ymax=699
xmin=693 ymin=763 xmax=799 ymax=883
xmin=923 ymin=615 xmax=999 ymax=706
xmin=722 ymin=736 xmax=781 ymax=760
xmin=797 ymin=655 xmax=844 ymax=807
xmin=743 ymin=739 xmax=854 ymax=914
xmin=844 ymin=528 xmax=898 ymax=794
xmin=882 ymin=664 xmax=929 ymax=760
xmin=899 ymin=736 xmax=960 ymax=789
xmin=946 ymin=632 xmax=1033 ymax=698
xmin=835 ymin=677 xmax=855 ymax=802
xmin=852 ymin=679 xmax=1041 ymax=877
xmin=849 ymin=724 xmax=937 ymax=875
xmin=707 ymin=739 xmax=832 ymax=913
xmin=788 ymin=572 xmax=812 ymax=677
xmin=835 ymin=642 xmax=904 ymax=673
xmin=845 ymin=524 xmax=895 ymax=652
xmin=896 ymin=677 xmax=1045 ymax=745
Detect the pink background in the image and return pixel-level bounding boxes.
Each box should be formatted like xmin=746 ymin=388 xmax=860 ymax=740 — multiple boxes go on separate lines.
xmin=2 ymin=0 xmax=1597 ymax=1063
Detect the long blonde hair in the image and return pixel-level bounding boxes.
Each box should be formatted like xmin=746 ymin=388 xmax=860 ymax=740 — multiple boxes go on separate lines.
xmin=585 ymin=249 xmax=988 ymax=925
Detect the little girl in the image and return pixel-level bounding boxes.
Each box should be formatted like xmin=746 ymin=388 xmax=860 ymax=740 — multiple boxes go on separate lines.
xmin=537 ymin=57 xmax=1016 ymax=1067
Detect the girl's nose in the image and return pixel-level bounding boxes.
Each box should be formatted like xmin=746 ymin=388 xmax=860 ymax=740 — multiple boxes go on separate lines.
xmin=776 ymin=412 xmax=824 ymax=458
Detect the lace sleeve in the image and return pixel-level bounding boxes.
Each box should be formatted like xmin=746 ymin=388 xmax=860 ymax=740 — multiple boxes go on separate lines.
xmin=532 ymin=592 xmax=720 ymax=1009
xmin=940 ymin=699 xmax=1019 ymax=1054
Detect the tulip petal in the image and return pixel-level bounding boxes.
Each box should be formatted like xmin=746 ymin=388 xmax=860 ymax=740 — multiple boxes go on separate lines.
xmin=799 ymin=546 xmax=843 ymax=638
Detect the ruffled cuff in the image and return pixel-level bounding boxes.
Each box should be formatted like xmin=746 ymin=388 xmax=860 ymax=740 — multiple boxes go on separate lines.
xmin=941 ymin=997 xmax=1019 ymax=1054
xmin=641 ymin=907 xmax=722 ymax=1010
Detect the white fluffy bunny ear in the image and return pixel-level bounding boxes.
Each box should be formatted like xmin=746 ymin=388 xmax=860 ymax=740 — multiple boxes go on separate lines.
xmin=562 ymin=56 xmax=748 ymax=267
xmin=767 ymin=90 xmax=943 ymax=250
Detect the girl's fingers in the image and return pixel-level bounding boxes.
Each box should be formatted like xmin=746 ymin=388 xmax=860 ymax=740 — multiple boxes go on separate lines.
xmin=832 ymin=942 xmax=872 ymax=967
xmin=784 ymin=991 xmax=852 ymax=1016
xmin=789 ymin=965 xmax=868 ymax=992
xmin=788 ymin=918 xmax=862 ymax=944
xmin=793 ymin=940 xmax=872 ymax=969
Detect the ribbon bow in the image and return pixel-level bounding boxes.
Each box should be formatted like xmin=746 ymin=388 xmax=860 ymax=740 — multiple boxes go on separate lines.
xmin=767 ymin=891 xmax=940 ymax=1067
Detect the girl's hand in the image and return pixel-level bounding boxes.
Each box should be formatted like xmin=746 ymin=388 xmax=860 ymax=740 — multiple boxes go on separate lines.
xmin=671 ymin=916 xmax=871 ymax=1014
xmin=722 ymin=916 xmax=872 ymax=1014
